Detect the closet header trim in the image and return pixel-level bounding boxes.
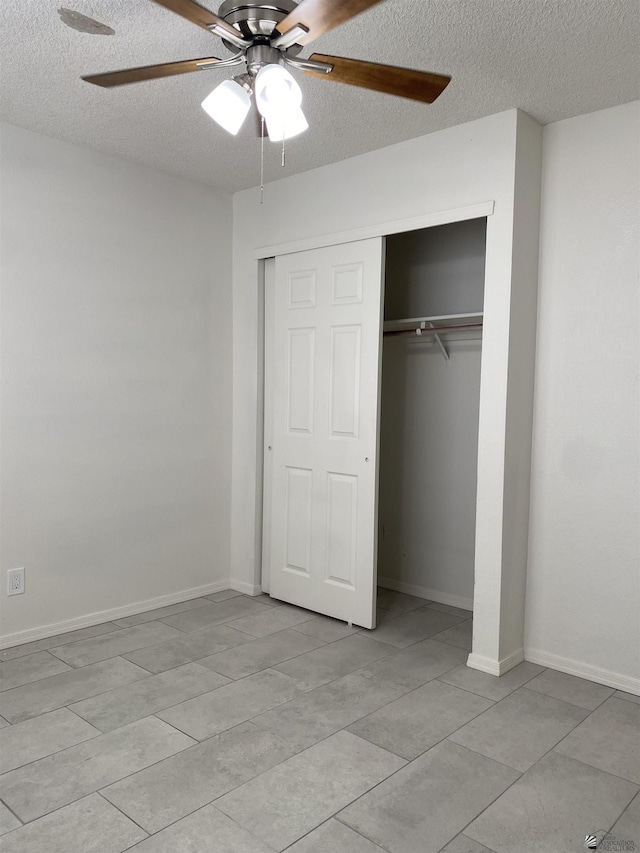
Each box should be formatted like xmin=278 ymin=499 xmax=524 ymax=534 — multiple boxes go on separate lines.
xmin=253 ymin=201 xmax=495 ymax=260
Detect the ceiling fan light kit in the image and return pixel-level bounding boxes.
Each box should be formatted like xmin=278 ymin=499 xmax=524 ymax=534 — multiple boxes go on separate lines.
xmin=81 ymin=0 xmax=452 ymax=145
xmin=201 ymin=79 xmax=252 ymax=134
xmin=254 ymin=64 xmax=308 ymax=140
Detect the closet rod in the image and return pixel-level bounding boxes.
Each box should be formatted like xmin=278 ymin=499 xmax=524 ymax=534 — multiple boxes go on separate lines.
xmin=383 ymin=322 xmax=483 ymax=338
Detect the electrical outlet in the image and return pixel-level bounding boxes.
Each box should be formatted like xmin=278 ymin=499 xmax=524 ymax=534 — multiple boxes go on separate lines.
xmin=7 ymin=568 xmax=25 ymax=596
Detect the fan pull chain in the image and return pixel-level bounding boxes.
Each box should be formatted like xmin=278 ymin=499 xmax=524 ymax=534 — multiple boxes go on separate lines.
xmin=260 ymin=116 xmax=265 ymax=205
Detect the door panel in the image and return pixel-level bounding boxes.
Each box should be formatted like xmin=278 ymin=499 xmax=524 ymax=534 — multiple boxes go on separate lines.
xmin=267 ymin=238 xmax=384 ymax=628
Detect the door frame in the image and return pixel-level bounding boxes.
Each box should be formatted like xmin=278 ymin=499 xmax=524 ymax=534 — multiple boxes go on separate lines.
xmin=257 ymin=201 xmax=494 ymax=617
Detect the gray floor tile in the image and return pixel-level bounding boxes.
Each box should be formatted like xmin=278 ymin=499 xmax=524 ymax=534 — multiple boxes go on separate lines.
xmin=615 ymin=690 xmax=640 ymax=705
xmin=157 ymin=669 xmax=307 ymax=740
xmin=0 ymin=623 xmax=121 ymax=662
xmin=273 ymin=635 xmax=396 ymax=690
xmin=426 ymin=602 xmax=473 ymax=619
xmin=205 ymin=589 xmax=244 ymax=602
xmin=375 ymin=607 xmax=394 ymax=625
xmin=438 ymin=661 xmax=545 ymax=702
xmin=198 ymin=629 xmax=326 ymax=680
xmin=609 ymin=791 xmax=640 ymax=850
xmin=216 ymin=731 xmax=406 ymax=851
xmin=554 ymin=696 xmax=640 ymax=783
xmin=69 ymin=663 xmax=229 ymax=731
xmin=0 ymin=707 xmax=100 ymax=774
xmin=356 ymin=639 xmax=468 ymax=692
xmin=0 ymin=802 xmax=21 ymax=836
xmin=0 ymin=651 xmax=72 ymax=691
xmin=367 ymin=608 xmax=465 ymax=649
xmin=49 ymin=623 xmax=183 ymax=668
xmin=440 ymin=835 xmax=496 ymax=853
xmin=0 ymin=793 xmax=146 ymax=853
xmin=160 ymin=597 xmax=272 ymax=633
xmin=338 ymin=740 xmax=519 ymax=853
xmin=0 ymin=716 xmax=9 ymax=728
xmin=112 ymin=598 xmax=212 ymax=627
xmin=431 ymin=619 xmax=474 ymax=651
xmin=465 ymin=751 xmax=638 ymax=853
xmin=0 ymin=657 xmax=149 ymax=723
xmin=122 ymin=623 xmax=252 ymax=673
xmin=294 ymin=615 xmax=361 ymax=643
xmin=287 ymin=818 xmax=387 ymax=852
xmin=0 ymin=716 xmax=194 ymax=822
xmin=253 ymin=672 xmax=406 ymax=750
xmin=449 ymin=686 xmax=589 ymax=771
xmin=348 ymin=680 xmax=494 ymax=760
xmin=126 ymin=803 xmax=274 ymax=852
xmin=376 ymin=589 xmax=430 ymax=615
xmin=102 ymin=722 xmax=297 ymax=833
xmin=525 ymin=668 xmax=614 ymax=710
xmin=227 ymin=604 xmax=317 ymax=638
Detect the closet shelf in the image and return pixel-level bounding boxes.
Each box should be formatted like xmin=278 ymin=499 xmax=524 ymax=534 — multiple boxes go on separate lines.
xmin=383 ymin=312 xmax=483 ymax=362
xmin=383 ymin=312 xmax=483 ymax=333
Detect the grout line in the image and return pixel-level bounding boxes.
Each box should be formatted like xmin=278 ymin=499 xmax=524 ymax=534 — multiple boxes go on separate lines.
xmin=281 ymin=814 xmax=392 ymax=852
xmin=0 ymin=797 xmax=24 ymax=827
xmin=432 ymin=664 xmax=547 ymax=702
xmin=96 ymin=791 xmax=150 ymax=838
xmin=518 ymin=683 xmax=615 ymax=714
xmin=334 ymin=815 xmax=394 ymax=852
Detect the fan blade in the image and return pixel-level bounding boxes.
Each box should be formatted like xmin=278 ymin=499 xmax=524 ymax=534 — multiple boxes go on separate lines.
xmin=305 ymin=54 xmax=451 ymax=103
xmin=150 ymin=0 xmax=247 ymax=45
xmin=276 ymin=0 xmax=386 ymax=46
xmin=152 ymin=0 xmax=227 ymax=32
xmin=82 ymin=57 xmax=221 ymax=88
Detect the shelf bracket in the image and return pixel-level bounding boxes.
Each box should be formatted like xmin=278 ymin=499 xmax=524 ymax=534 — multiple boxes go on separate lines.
xmin=422 ymin=322 xmax=450 ymax=362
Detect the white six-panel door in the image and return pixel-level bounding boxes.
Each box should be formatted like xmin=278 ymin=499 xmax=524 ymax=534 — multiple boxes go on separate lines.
xmin=267 ymin=238 xmax=384 ymax=628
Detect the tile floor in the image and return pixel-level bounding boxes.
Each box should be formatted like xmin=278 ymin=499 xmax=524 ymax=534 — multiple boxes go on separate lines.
xmin=0 ymin=589 xmax=638 ymax=853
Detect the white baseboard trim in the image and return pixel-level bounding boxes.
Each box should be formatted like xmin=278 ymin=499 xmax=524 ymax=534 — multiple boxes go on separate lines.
xmin=377 ymin=576 xmax=473 ymax=612
xmin=229 ymin=579 xmax=263 ymax=596
xmin=524 ymin=647 xmax=640 ymax=695
xmin=0 ymin=580 xmax=230 ymax=650
xmin=467 ymin=648 xmax=525 ymax=677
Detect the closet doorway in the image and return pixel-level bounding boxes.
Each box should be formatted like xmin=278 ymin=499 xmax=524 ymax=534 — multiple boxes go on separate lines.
xmin=378 ymin=218 xmax=486 ymax=616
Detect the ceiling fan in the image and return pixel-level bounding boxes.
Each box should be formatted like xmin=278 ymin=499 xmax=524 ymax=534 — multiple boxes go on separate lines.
xmin=82 ymin=0 xmax=451 ymax=140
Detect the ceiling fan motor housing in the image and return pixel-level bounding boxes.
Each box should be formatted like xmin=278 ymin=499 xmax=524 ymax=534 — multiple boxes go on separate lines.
xmin=217 ymin=0 xmax=303 ymax=55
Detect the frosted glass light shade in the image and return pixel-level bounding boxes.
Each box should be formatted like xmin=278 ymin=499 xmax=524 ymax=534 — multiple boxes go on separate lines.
xmin=265 ymin=106 xmax=309 ymax=141
xmin=255 ymin=64 xmax=302 ymax=118
xmin=201 ymin=80 xmax=251 ymax=135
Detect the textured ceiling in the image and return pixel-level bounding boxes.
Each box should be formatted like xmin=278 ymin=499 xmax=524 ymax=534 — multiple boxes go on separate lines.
xmin=1 ymin=0 xmax=638 ymax=192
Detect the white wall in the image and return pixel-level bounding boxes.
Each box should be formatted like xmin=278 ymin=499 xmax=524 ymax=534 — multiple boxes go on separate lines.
xmin=384 ymin=220 xmax=486 ymax=319
xmin=378 ymin=338 xmax=482 ymax=608
xmin=0 ymin=122 xmax=233 ymax=645
xmin=525 ymin=101 xmax=640 ymax=691
xmin=232 ymin=109 xmax=542 ymax=673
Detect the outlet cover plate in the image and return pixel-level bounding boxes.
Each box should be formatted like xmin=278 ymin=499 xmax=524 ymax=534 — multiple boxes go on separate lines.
xmin=7 ymin=568 xmax=25 ymax=596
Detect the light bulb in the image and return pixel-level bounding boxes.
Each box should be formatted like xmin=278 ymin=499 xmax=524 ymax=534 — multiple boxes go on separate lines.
xmin=265 ymin=106 xmax=309 ymax=141
xmin=201 ymin=80 xmax=251 ymax=135
xmin=255 ymin=64 xmax=302 ymax=119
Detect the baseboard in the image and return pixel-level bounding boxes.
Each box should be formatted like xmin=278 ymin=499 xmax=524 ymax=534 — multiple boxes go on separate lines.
xmin=525 ymin=647 xmax=640 ymax=695
xmin=377 ymin=576 xmax=473 ymax=612
xmin=0 ymin=580 xmax=230 ymax=650
xmin=229 ymin=579 xmax=263 ymax=596
xmin=467 ymin=648 xmax=525 ymax=677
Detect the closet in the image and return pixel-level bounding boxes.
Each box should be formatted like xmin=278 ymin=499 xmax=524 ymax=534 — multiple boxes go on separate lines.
xmin=262 ymin=217 xmax=487 ymax=628
xmin=378 ymin=218 xmax=486 ymax=612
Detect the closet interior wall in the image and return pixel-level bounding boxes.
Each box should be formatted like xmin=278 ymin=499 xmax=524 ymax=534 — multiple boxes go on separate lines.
xmin=378 ymin=218 xmax=487 ymax=610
